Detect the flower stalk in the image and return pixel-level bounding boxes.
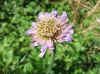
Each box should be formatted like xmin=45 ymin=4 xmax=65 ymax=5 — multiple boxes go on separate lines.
xmin=86 ymin=0 xmax=100 ymax=17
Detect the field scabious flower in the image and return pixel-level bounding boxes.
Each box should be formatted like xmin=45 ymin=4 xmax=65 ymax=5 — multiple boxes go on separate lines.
xmin=26 ymin=11 xmax=74 ymax=57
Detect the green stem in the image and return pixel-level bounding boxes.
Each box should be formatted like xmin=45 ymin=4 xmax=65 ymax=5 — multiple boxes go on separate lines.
xmin=46 ymin=43 xmax=56 ymax=74
xmin=47 ymin=52 xmax=54 ymax=74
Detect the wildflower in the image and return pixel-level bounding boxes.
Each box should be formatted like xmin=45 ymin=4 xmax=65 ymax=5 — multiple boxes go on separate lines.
xmin=26 ymin=11 xmax=74 ymax=57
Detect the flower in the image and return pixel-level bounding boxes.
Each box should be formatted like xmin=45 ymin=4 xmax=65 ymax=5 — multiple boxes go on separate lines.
xmin=26 ymin=10 xmax=74 ymax=57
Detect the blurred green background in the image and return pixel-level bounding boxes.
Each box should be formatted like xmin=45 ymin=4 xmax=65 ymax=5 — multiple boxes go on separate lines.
xmin=0 ymin=0 xmax=100 ymax=74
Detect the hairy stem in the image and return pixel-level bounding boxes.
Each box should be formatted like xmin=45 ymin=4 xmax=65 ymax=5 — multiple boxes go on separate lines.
xmin=80 ymin=0 xmax=100 ymax=29
xmin=73 ymin=0 xmax=81 ymax=24
xmin=86 ymin=0 xmax=100 ymax=17
xmin=47 ymin=53 xmax=54 ymax=74
xmin=69 ymin=0 xmax=81 ymax=24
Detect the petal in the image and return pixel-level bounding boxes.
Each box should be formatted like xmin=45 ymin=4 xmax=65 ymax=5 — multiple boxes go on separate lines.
xmin=51 ymin=10 xmax=58 ymax=17
xmin=47 ymin=40 xmax=54 ymax=50
xmin=56 ymin=33 xmax=64 ymax=40
xmin=44 ymin=13 xmax=50 ymax=16
xmin=39 ymin=45 xmax=47 ymax=57
xmin=64 ymin=29 xmax=74 ymax=35
xmin=60 ymin=19 xmax=68 ymax=25
xmin=62 ymin=24 xmax=67 ymax=29
xmin=57 ymin=31 xmax=70 ymax=39
xmin=63 ymin=34 xmax=72 ymax=42
xmin=32 ymin=22 xmax=37 ymax=29
xmin=68 ymin=30 xmax=74 ymax=35
xmin=38 ymin=40 xmax=47 ymax=46
xmin=64 ymin=37 xmax=72 ymax=42
xmin=26 ymin=29 xmax=34 ymax=35
xmin=60 ymin=11 xmax=68 ymax=21
xmin=63 ymin=28 xmax=68 ymax=34
xmin=32 ymin=22 xmax=36 ymax=26
xmin=38 ymin=12 xmax=44 ymax=21
xmin=57 ymin=12 xmax=69 ymax=26
xmin=67 ymin=24 xmax=73 ymax=29
xmin=62 ymin=11 xmax=67 ymax=17
xmin=30 ymin=42 xmax=39 ymax=47
xmin=63 ymin=24 xmax=73 ymax=33
xmin=30 ymin=35 xmax=39 ymax=41
xmin=56 ymin=33 xmax=65 ymax=43
xmin=57 ymin=39 xmax=64 ymax=43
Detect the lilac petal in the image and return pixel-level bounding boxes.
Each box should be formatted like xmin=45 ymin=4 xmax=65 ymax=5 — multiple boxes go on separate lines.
xmin=60 ymin=20 xmax=68 ymax=25
xmin=62 ymin=11 xmax=67 ymax=17
xmin=65 ymin=29 xmax=74 ymax=35
xmin=32 ymin=22 xmax=36 ymax=26
xmin=51 ymin=10 xmax=58 ymax=16
xmin=57 ymin=34 xmax=72 ymax=42
xmin=44 ymin=13 xmax=51 ymax=18
xmin=30 ymin=35 xmax=38 ymax=41
xmin=57 ymin=39 xmax=64 ymax=43
xmin=60 ymin=11 xmax=68 ymax=21
xmin=63 ymin=24 xmax=73 ymax=33
xmin=56 ymin=33 xmax=65 ymax=40
xmin=32 ymin=22 xmax=37 ymax=29
xmin=26 ymin=29 xmax=33 ymax=35
xmin=39 ymin=45 xmax=47 ymax=57
xmin=63 ymin=34 xmax=72 ymax=42
xmin=45 ymin=13 xmax=50 ymax=16
xmin=38 ymin=40 xmax=47 ymax=46
xmin=57 ymin=12 xmax=68 ymax=26
xmin=64 ymin=38 xmax=72 ymax=42
xmin=67 ymin=24 xmax=73 ymax=29
xmin=49 ymin=47 xmax=54 ymax=50
xmin=31 ymin=42 xmax=39 ymax=47
xmin=38 ymin=12 xmax=44 ymax=21
xmin=56 ymin=33 xmax=65 ymax=42
xmin=68 ymin=30 xmax=74 ymax=35
xmin=57 ymin=34 xmax=72 ymax=43
xmin=47 ymin=40 xmax=54 ymax=50
xmin=62 ymin=24 xmax=67 ymax=29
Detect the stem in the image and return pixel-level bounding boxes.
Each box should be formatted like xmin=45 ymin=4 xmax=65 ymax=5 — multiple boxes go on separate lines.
xmin=47 ymin=53 xmax=54 ymax=74
xmin=46 ymin=43 xmax=56 ymax=74
xmin=68 ymin=0 xmax=81 ymax=24
xmin=86 ymin=0 xmax=100 ymax=17
xmin=72 ymin=0 xmax=81 ymax=24
xmin=80 ymin=0 xmax=100 ymax=29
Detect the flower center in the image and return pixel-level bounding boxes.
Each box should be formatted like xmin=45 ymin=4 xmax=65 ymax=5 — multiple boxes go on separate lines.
xmin=37 ymin=17 xmax=60 ymax=40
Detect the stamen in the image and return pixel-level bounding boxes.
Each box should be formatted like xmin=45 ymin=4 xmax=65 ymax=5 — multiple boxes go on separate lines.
xmin=37 ymin=16 xmax=61 ymax=40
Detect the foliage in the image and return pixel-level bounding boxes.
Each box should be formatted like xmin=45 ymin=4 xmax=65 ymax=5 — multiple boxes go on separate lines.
xmin=0 ymin=0 xmax=100 ymax=74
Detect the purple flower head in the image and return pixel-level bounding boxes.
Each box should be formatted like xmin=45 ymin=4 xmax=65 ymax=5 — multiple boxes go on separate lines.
xmin=26 ymin=10 xmax=74 ymax=57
